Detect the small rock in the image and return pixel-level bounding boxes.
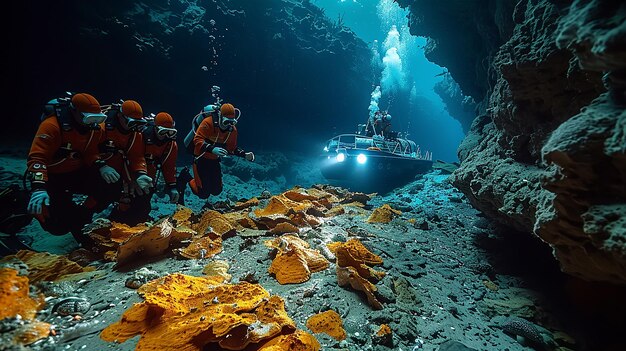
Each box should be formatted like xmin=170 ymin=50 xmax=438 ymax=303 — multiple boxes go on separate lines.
xmin=449 ymin=195 xmax=463 ymax=203
xmin=375 ymin=283 xmax=396 ymax=304
xmin=53 ymin=297 xmax=91 ymax=316
xmin=125 ymin=267 xmax=160 ymax=289
xmin=414 ymin=219 xmax=430 ymax=230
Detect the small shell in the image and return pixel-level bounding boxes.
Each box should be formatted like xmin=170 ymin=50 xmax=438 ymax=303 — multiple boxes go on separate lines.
xmin=125 ymin=268 xmax=160 ymax=289
xmin=125 ymin=277 xmax=144 ymax=289
xmin=53 ymin=297 xmax=90 ymax=316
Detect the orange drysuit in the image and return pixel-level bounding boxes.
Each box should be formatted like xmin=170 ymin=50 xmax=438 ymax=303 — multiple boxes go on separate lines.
xmin=109 ymin=125 xmax=178 ymax=226
xmin=27 ymin=116 xmax=103 ymax=188
xmin=189 ymin=115 xmax=246 ymax=198
xmin=99 ymin=127 xmax=147 ymax=181
xmin=27 ymin=113 xmax=109 ymax=238
xmin=145 ymin=137 xmax=178 ymax=188
xmin=192 ymin=115 xmax=238 ymax=159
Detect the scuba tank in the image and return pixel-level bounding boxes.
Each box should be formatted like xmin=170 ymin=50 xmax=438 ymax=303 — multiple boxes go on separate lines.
xmin=184 ymin=104 xmax=220 ymax=154
xmin=185 ymin=86 xmax=224 ymax=154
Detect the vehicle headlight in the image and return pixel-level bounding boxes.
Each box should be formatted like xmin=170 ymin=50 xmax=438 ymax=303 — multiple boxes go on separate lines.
xmin=336 ymin=153 xmax=346 ymax=162
xmin=357 ymin=154 xmax=367 ymax=164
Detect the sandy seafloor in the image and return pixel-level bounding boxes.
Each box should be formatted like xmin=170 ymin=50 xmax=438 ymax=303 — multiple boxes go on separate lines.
xmin=0 ymin=149 xmax=576 ymax=351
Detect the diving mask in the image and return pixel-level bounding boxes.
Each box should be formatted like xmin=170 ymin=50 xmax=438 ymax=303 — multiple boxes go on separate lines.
xmin=122 ymin=114 xmax=147 ymax=131
xmin=222 ymin=117 xmax=237 ymax=127
xmin=156 ymin=126 xmax=178 ymax=139
xmin=81 ymin=112 xmax=107 ymax=125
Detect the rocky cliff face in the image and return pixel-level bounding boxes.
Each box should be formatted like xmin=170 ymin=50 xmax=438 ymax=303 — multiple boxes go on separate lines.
xmin=399 ymin=0 xmax=625 ymax=285
xmin=433 ymin=75 xmax=477 ymax=133
xmin=10 ymin=0 xmax=372 ymax=150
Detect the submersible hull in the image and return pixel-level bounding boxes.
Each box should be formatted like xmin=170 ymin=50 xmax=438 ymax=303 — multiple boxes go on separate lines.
xmin=320 ymin=134 xmax=433 ymax=188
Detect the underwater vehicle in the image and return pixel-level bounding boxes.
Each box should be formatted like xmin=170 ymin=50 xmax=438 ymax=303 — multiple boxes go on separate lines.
xmin=320 ymin=119 xmax=433 ymax=189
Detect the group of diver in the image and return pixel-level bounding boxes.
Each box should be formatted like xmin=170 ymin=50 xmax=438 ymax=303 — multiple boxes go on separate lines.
xmin=22 ymin=92 xmax=254 ymax=248
xmin=361 ymin=110 xmax=395 ymax=139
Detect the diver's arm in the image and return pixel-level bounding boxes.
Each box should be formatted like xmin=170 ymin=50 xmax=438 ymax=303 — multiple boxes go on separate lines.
xmin=160 ymin=142 xmax=178 ymax=188
xmin=232 ymin=137 xmax=254 ymax=161
xmin=127 ymin=132 xmax=148 ymax=177
xmin=27 ymin=119 xmax=62 ymax=189
xmin=193 ymin=118 xmax=216 ymax=155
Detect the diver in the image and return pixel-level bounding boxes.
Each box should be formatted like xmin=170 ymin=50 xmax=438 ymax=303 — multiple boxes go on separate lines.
xmin=177 ymin=103 xmax=255 ymax=206
xmin=95 ymin=100 xmax=153 ymax=223
xmin=115 ymin=112 xmax=179 ymax=225
xmin=366 ymin=111 xmax=391 ymax=137
xmin=26 ymin=93 xmax=110 ymax=247
xmin=379 ymin=112 xmax=393 ymax=139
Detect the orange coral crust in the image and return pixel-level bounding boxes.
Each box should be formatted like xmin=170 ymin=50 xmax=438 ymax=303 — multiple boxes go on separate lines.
xmin=340 ymin=192 xmax=374 ymax=205
xmin=176 ymin=236 xmax=223 ymax=259
xmin=12 ymin=320 xmax=51 ymax=345
xmin=87 ymin=219 xmax=199 ymax=264
xmin=224 ymin=211 xmax=259 ymax=229
xmin=171 ymin=206 xmax=194 ymax=226
xmin=336 ymin=266 xmax=383 ymax=310
xmin=305 ymin=310 xmax=347 ymax=341
xmin=269 ymin=222 xmax=300 ymax=235
xmin=376 ymin=324 xmax=392 ymax=337
xmin=283 ymin=189 xmax=318 ymax=202
xmin=305 ymin=188 xmax=341 ymax=203
xmin=250 ymin=187 xmax=368 ymax=230
xmin=265 ymin=235 xmax=329 ymax=284
xmin=334 ymin=238 xmax=383 ymax=266
xmin=367 ymin=204 xmax=402 ymax=223
xmin=0 ymin=268 xmax=43 ymax=320
xmin=101 ymin=273 xmax=304 ymax=350
xmin=115 ymin=220 xmax=175 ymax=266
xmin=268 ymin=249 xmax=311 ymax=284
xmin=203 ymin=260 xmax=231 ymax=282
xmin=254 ymin=196 xmax=312 ymax=217
xmin=326 ymin=239 xmax=385 ymax=281
xmin=1 ymin=250 xmax=92 ymax=283
xmin=109 ymin=222 xmax=149 ymax=243
xmin=253 ymin=215 xmax=293 ymax=230
xmin=257 ymin=330 xmax=321 ymax=351
xmin=324 ymin=205 xmax=345 ymax=217
xmin=234 ymin=197 xmax=260 ymax=210
xmin=193 ymin=210 xmax=236 ymax=237
xmin=289 ymin=212 xmax=322 ymax=228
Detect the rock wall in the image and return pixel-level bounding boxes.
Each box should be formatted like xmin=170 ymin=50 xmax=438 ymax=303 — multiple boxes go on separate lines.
xmin=9 ymin=0 xmax=372 ymax=151
xmin=433 ymin=75 xmax=477 ymax=133
xmin=399 ymin=0 xmax=625 ymax=285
